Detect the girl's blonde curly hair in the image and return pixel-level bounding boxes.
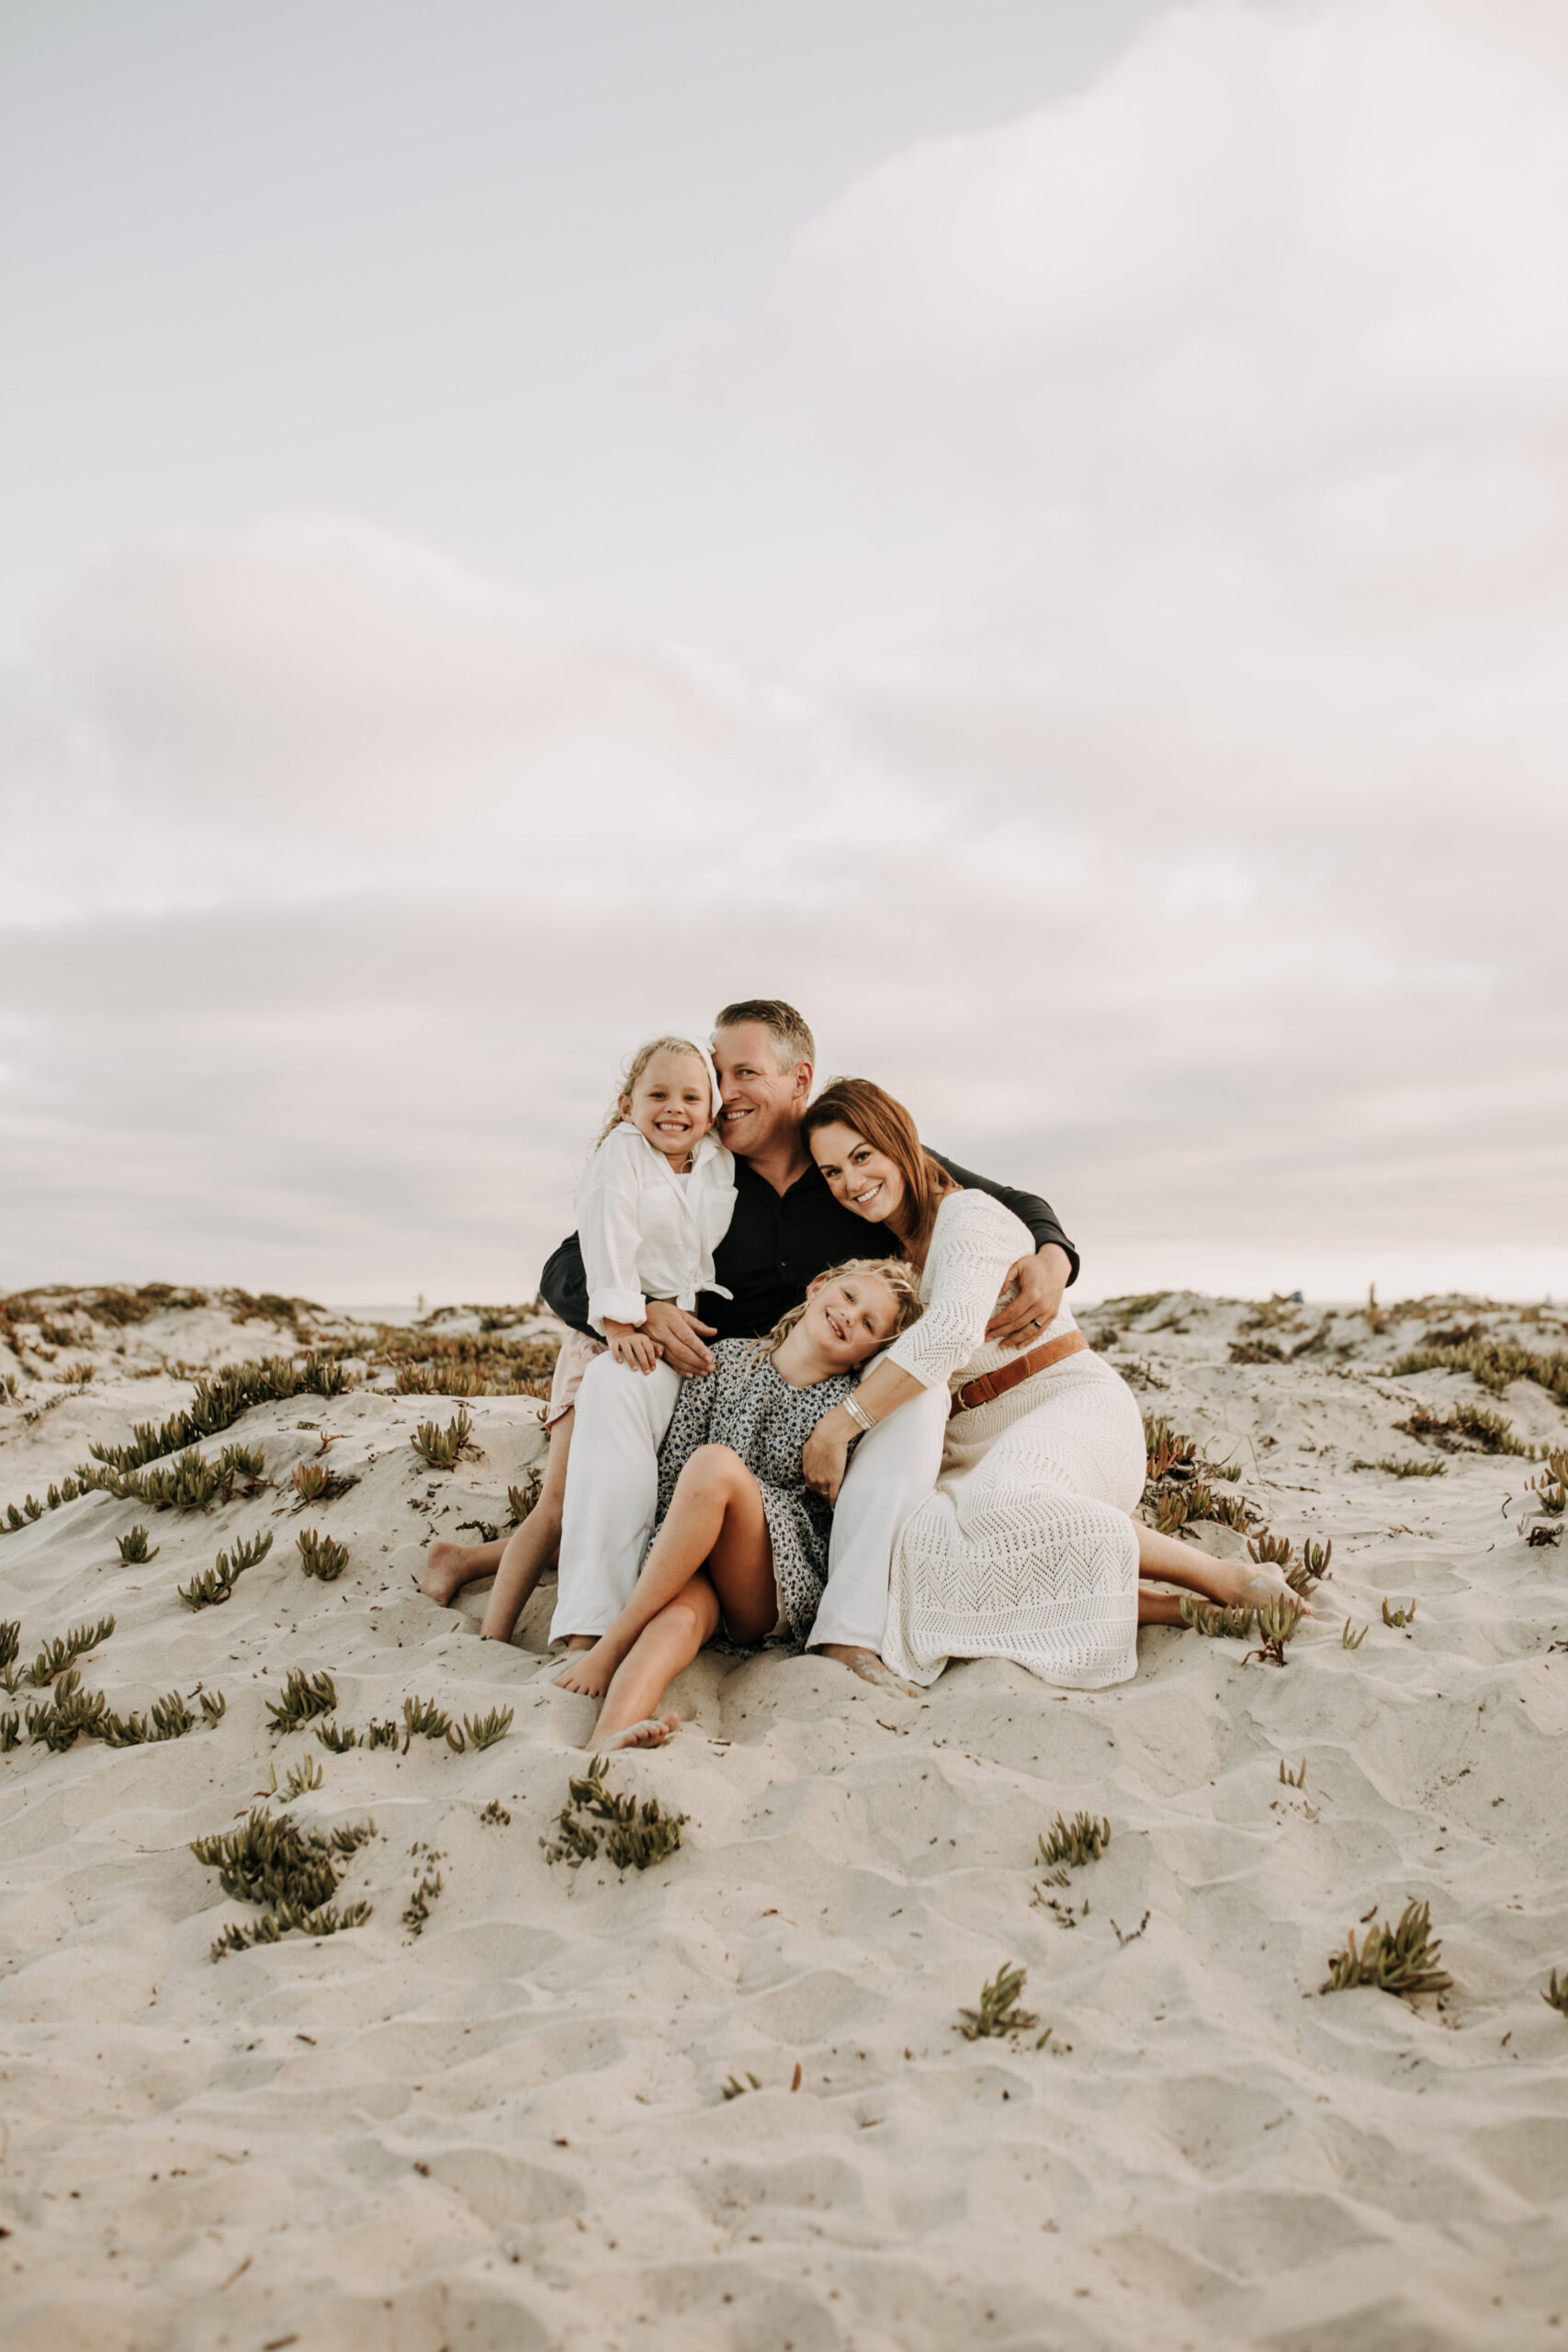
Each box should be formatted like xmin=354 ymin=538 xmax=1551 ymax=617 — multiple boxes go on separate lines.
xmin=750 ymin=1256 xmax=924 ymax=1365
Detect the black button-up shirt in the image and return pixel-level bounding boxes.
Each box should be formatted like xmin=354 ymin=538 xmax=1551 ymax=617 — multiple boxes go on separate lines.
xmin=539 ymin=1149 xmax=1077 ymax=1343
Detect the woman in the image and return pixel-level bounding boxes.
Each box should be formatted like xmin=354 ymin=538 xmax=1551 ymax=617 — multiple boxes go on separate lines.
xmin=800 ymin=1080 xmax=1301 ymax=1688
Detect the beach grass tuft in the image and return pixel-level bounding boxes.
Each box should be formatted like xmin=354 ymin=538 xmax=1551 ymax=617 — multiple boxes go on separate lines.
xmin=78 ymin=1441 xmax=268 ymax=1514
xmin=266 ymin=1668 xmax=338 ymax=1735
xmin=1178 ymin=1595 xmax=1256 ymax=1639
xmin=1038 ymin=1811 xmax=1111 ymax=1871
xmin=463 ymin=1705 xmax=514 ymax=1750
xmin=193 ymin=1804 xmax=376 ymax=1960
xmin=116 ymin=1524 xmax=158 ymax=1563
xmin=1393 ymin=1402 xmax=1532 ymax=1458
xmin=410 ymin=1409 xmax=474 ymax=1470
xmin=401 ymin=1695 xmax=451 ymax=1748
xmin=1382 ymin=1598 xmax=1417 ymax=1628
xmin=297 ymin=1528 xmax=350 ymax=1581
xmin=540 ymin=1755 xmax=688 ymax=1871
xmin=280 ymin=1755 xmax=324 ymax=1799
xmin=957 ymin=1961 xmax=1038 ymax=2041
xmin=1245 ymin=1595 xmax=1304 ymax=1667
xmin=402 ymin=1870 xmax=443 ymax=1935
xmin=179 ymin=1530 xmax=274 ymax=1608
xmin=1321 ymin=1899 xmax=1451 ymax=1997
xmin=1391 ymin=1333 xmax=1568 ymax=1409
xmin=28 ymin=1617 xmax=115 ymax=1686
xmin=316 ymin=1720 xmax=359 ymax=1752
xmin=509 ymin=1470 xmax=544 ymax=1524
xmin=1342 ymin=1619 xmax=1369 ymax=1649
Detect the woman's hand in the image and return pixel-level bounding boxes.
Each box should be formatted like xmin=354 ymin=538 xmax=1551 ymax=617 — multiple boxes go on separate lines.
xmin=987 ymin=1243 xmax=1071 ymax=1351
xmin=802 ymin=1404 xmax=856 ymax=1505
xmin=603 ymin=1317 xmax=664 ymax=1374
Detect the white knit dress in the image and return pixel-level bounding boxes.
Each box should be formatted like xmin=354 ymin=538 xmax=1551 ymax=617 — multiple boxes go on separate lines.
xmin=881 ymin=1190 xmax=1145 ymax=1690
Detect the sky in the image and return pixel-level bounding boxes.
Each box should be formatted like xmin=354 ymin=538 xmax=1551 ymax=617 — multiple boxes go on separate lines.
xmin=3 ymin=0 xmax=1565 ymax=1307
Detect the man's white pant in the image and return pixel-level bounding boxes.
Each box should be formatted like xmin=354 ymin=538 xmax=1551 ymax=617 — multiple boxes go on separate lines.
xmin=549 ymin=1349 xmax=949 ymax=1655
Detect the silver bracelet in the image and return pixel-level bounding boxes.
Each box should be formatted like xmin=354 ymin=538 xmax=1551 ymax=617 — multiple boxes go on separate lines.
xmin=842 ymin=1393 xmax=876 ymax=1436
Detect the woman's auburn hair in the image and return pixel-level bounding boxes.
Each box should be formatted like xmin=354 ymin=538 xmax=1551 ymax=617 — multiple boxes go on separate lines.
xmin=802 ymin=1078 xmax=959 ymax=1255
xmin=753 ymin=1256 xmax=924 ymax=1363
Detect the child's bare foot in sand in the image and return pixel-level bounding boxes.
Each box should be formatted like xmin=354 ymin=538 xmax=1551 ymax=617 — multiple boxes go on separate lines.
xmin=554 ymin=1637 xmax=628 ymax=1697
xmin=815 ymin=1643 xmax=919 ymax=1698
xmin=420 ymin=1535 xmax=502 ymax=1606
xmin=599 ymin=1713 xmax=679 ymax=1752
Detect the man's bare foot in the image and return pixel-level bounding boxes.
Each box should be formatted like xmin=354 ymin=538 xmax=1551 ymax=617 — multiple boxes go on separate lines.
xmin=554 ymin=1639 xmax=626 ymax=1698
xmin=1201 ymin=1557 xmax=1312 ymax=1616
xmin=815 ymin=1642 xmax=919 ymax=1698
xmin=420 ymin=1539 xmax=485 ymax=1606
xmin=598 ymin=1713 xmax=679 ymax=1752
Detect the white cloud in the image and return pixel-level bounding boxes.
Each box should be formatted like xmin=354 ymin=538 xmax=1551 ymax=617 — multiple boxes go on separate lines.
xmin=4 ymin=0 xmax=1566 ymax=1301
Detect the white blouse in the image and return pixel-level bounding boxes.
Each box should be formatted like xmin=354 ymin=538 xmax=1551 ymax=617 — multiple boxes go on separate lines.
xmin=886 ymin=1188 xmax=1077 ymax=1394
xmin=575 ymin=1123 xmax=737 ymax=1334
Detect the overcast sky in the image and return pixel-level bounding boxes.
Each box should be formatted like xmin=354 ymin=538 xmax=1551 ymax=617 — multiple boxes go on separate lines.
xmin=3 ymin=0 xmax=1565 ymax=1306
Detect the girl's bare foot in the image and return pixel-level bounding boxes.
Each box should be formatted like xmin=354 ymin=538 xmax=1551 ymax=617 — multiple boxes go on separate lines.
xmin=816 ymin=1643 xmax=919 ymax=1698
xmin=419 ymin=1539 xmax=492 ymax=1606
xmin=599 ymin=1713 xmax=679 ymax=1752
xmin=554 ymin=1639 xmax=626 ymax=1698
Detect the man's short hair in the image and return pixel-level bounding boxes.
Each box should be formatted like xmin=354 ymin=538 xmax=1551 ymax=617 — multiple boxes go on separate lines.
xmin=713 ymin=999 xmax=816 ymax=1073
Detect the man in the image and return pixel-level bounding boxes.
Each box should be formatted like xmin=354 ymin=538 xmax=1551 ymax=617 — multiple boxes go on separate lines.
xmin=542 ymin=999 xmax=1077 ymax=1690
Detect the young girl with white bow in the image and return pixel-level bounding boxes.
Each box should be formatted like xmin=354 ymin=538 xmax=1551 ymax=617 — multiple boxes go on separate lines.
xmin=420 ymin=1031 xmax=735 ymax=1639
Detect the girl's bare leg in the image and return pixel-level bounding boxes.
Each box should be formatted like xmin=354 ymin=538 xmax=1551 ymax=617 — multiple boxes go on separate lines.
xmin=1134 ymin=1521 xmax=1305 ymax=1613
xmin=479 ymin=1411 xmax=574 ymax=1644
xmin=555 ymin=1445 xmax=777 ymax=1698
xmin=592 ymin=1574 xmax=723 ymax=1748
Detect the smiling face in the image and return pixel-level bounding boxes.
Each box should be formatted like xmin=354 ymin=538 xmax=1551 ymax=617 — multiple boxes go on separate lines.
xmin=807 ymin=1119 xmax=908 ymax=1230
xmin=710 ymin=1021 xmax=812 ymax=1160
xmin=800 ymin=1269 xmax=905 ymax=1370
xmin=621 ymin=1050 xmax=715 ymax=1163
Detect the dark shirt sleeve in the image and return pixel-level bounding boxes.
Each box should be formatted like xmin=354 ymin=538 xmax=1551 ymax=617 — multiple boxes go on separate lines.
xmin=928 ymin=1153 xmax=1079 ymax=1287
xmin=538 ymin=1232 xmax=596 ymax=1340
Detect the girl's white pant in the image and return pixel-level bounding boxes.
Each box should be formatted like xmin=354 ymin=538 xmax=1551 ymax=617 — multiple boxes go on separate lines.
xmin=548 ymin=1350 xmax=949 ymax=1655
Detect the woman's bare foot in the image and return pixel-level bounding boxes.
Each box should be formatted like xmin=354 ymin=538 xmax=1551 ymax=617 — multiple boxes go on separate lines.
xmin=419 ymin=1537 xmax=500 ymax=1606
xmin=554 ymin=1638 xmax=627 ymax=1698
xmin=815 ymin=1643 xmax=919 ymax=1698
xmin=1201 ymin=1557 xmax=1311 ymax=1615
xmin=598 ymin=1713 xmax=679 ymax=1752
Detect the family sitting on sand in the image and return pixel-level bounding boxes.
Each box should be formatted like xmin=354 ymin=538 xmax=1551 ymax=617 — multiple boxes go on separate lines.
xmin=422 ymin=1000 xmax=1298 ymax=1748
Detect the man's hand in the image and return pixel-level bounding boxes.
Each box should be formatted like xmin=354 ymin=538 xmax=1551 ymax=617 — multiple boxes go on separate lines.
xmin=603 ymin=1317 xmax=663 ymax=1374
xmin=642 ymin=1299 xmax=718 ymax=1378
xmin=802 ymin=1405 xmax=855 ymax=1505
xmin=986 ymin=1242 xmax=1072 ymax=1352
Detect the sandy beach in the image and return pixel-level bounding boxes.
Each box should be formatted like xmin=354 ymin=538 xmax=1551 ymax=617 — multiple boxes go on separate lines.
xmin=3 ymin=1283 xmax=1567 ymax=2350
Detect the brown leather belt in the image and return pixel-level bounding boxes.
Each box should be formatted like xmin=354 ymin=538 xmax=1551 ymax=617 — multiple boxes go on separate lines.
xmin=949 ymin=1329 xmax=1089 ymax=1419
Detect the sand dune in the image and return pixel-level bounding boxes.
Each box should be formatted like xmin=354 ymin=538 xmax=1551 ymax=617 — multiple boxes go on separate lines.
xmin=2 ymin=1283 xmax=1567 ymax=2350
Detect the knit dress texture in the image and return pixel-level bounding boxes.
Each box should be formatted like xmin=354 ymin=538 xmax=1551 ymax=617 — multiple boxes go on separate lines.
xmin=881 ymin=1190 xmax=1146 ymax=1690
xmin=653 ymin=1340 xmax=856 ymax=1645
